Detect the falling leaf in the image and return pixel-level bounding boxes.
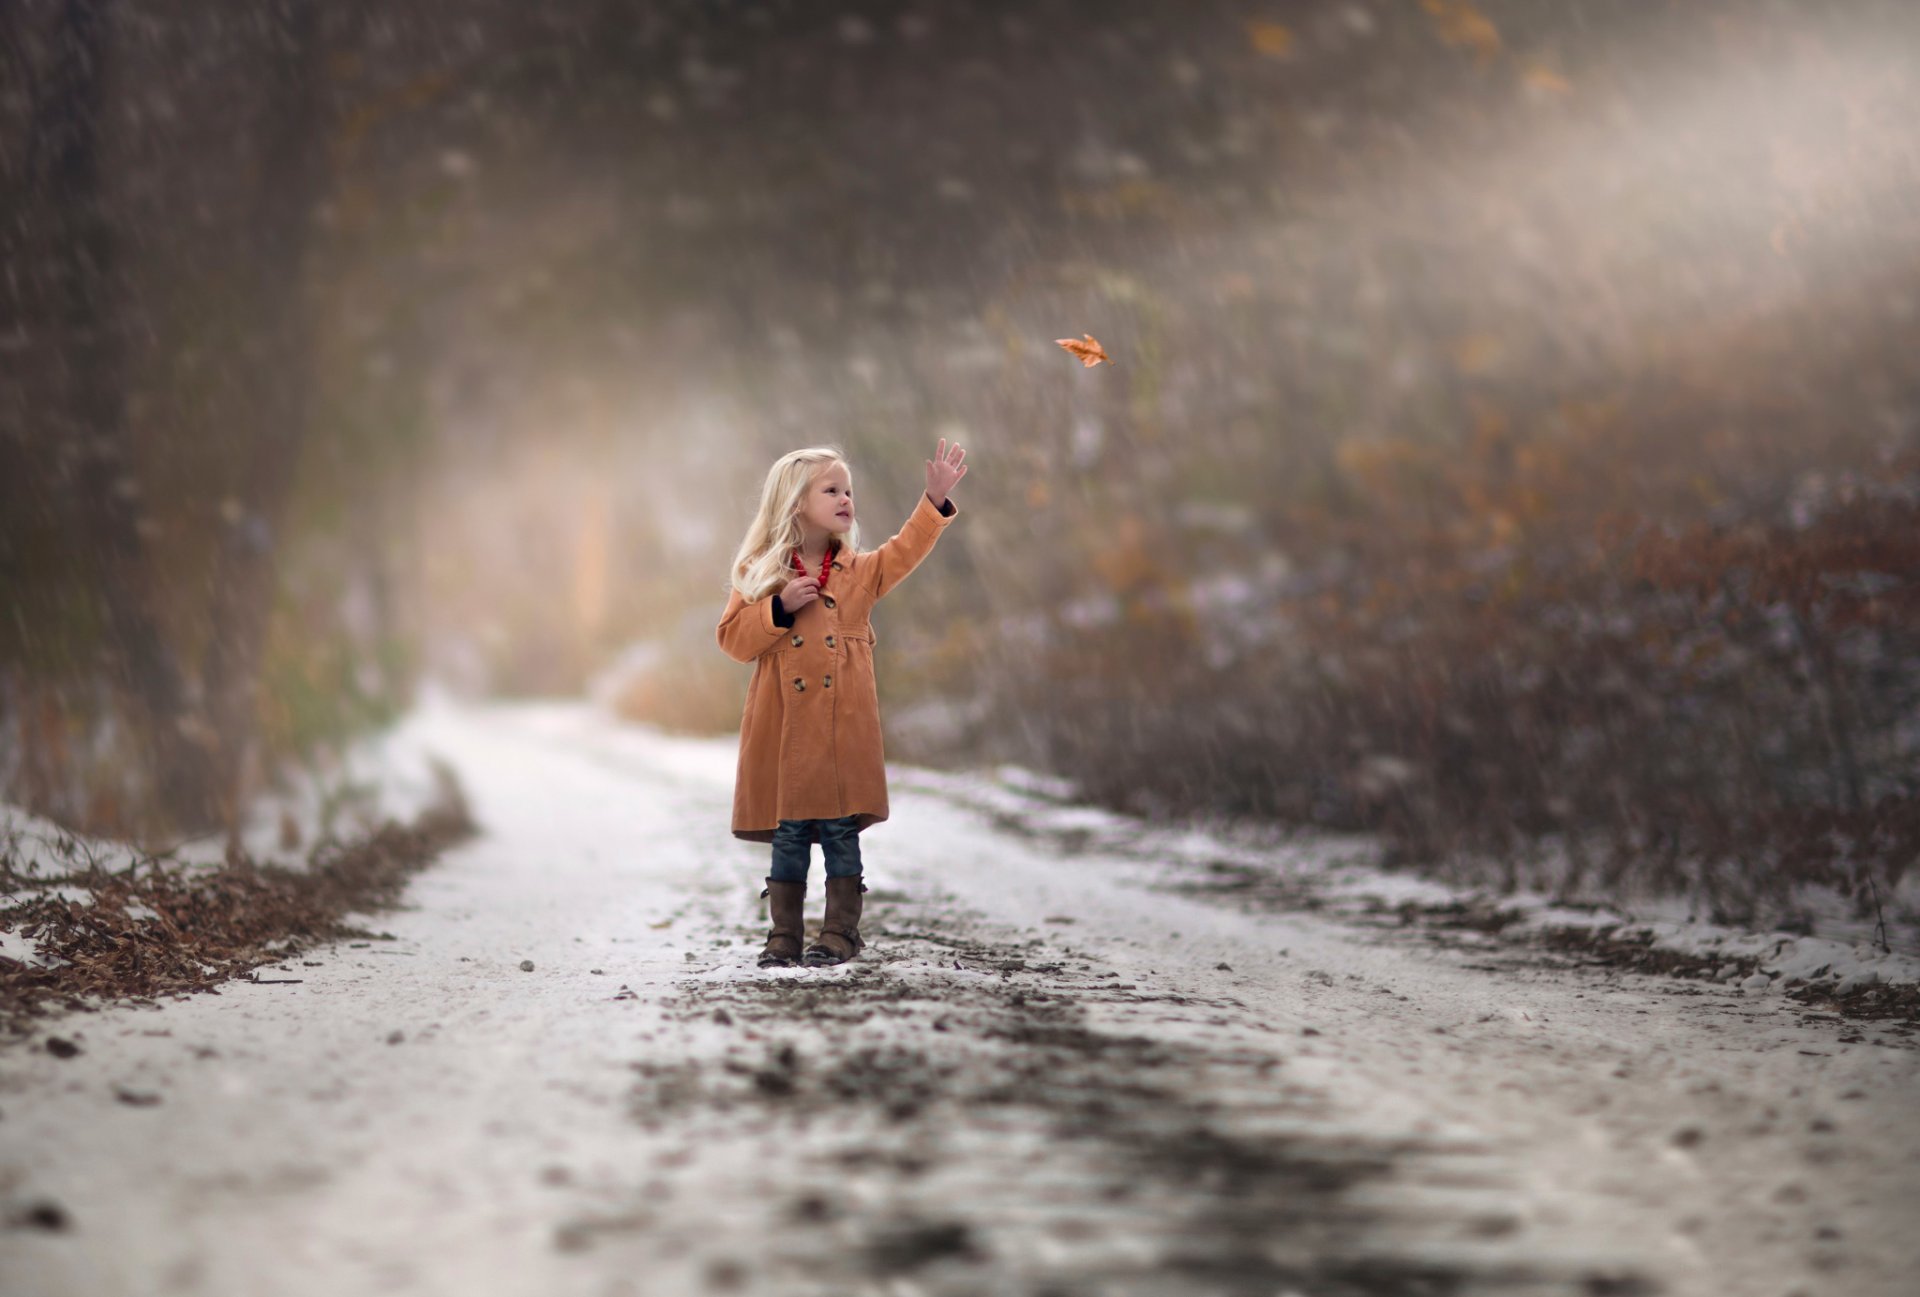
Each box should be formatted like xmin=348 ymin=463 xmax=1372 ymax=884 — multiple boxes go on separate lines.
xmin=1055 ymin=334 xmax=1113 ymax=367
xmin=1419 ymin=0 xmax=1502 ymax=64
xmin=1522 ymin=64 xmax=1572 ymax=98
xmin=1246 ymin=20 xmax=1295 ymax=58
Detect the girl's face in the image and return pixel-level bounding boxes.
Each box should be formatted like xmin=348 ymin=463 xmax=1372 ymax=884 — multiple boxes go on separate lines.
xmin=798 ymin=464 xmax=854 ymax=540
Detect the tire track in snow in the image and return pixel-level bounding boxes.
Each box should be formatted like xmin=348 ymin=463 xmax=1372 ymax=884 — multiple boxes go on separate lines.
xmin=595 ymin=874 xmax=1662 ymax=1296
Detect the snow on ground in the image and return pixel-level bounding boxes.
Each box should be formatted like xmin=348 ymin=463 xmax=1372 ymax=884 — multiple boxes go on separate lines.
xmin=889 ymin=763 xmax=1920 ymax=998
xmin=2 ymin=698 xmax=1915 ymax=1297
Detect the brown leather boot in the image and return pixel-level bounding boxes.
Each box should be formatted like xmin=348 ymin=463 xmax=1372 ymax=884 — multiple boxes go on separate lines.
xmin=803 ymin=875 xmax=867 ymax=966
xmin=757 ymin=879 xmax=806 ymax=968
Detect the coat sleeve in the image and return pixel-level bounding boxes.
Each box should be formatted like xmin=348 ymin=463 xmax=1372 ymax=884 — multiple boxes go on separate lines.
xmin=717 ymin=588 xmax=791 ymax=663
xmin=864 ymin=493 xmax=958 ymax=602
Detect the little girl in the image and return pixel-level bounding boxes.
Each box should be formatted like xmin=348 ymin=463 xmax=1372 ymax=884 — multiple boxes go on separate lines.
xmin=717 ymin=439 xmax=967 ymax=967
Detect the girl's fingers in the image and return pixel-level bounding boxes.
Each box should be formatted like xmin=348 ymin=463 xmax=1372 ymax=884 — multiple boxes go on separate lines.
xmin=928 ymin=440 xmax=966 ymax=486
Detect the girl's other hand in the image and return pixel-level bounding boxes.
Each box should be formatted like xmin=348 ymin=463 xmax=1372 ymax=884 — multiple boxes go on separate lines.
xmin=926 ymin=438 xmax=967 ymax=504
xmin=779 ymin=574 xmax=820 ymax=610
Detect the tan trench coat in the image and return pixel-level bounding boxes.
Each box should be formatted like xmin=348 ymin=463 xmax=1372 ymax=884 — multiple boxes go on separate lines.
xmin=718 ymin=491 xmax=959 ymax=842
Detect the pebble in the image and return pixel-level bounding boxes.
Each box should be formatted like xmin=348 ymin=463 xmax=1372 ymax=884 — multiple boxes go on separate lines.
xmin=519 ymin=959 xmax=535 ymax=972
xmin=18 ymin=1200 xmax=68 ymax=1231
xmin=1740 ymin=973 xmax=1772 ymax=993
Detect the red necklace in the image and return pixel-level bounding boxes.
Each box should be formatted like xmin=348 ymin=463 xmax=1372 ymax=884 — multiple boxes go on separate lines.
xmin=790 ymin=540 xmax=835 ymax=593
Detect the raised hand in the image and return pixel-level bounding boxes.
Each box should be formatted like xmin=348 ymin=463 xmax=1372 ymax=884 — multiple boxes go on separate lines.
xmin=926 ymin=438 xmax=968 ymax=506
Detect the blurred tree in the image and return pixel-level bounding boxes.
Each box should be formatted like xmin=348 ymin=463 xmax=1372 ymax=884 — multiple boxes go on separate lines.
xmin=28 ymin=0 xmax=193 ymax=828
xmin=195 ymin=0 xmax=331 ymax=845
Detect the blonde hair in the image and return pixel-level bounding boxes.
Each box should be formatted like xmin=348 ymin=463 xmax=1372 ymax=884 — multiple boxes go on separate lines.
xmin=728 ymin=446 xmax=864 ymax=600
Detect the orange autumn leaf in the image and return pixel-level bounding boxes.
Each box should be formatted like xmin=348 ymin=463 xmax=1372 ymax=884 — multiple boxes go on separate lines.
xmin=1522 ymin=63 xmax=1572 ymax=98
xmin=1419 ymin=0 xmax=1502 ymax=64
xmin=1246 ymin=20 xmax=1295 ymax=58
xmin=1055 ymin=333 xmax=1113 ymax=367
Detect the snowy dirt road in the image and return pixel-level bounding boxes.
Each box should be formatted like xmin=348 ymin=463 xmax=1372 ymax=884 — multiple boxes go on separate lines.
xmin=4 ymin=702 xmax=1916 ymax=1297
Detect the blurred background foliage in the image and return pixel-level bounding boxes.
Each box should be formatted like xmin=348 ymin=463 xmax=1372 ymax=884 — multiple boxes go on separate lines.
xmin=3 ymin=0 xmax=1917 ymax=927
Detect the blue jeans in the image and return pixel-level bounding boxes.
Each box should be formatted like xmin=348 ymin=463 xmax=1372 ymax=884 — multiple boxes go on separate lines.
xmin=769 ymin=815 xmax=864 ymax=884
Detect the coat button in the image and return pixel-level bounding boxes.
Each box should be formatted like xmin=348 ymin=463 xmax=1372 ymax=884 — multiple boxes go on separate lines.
xmin=822 ymin=595 xmax=836 ymax=609
xmin=825 ymin=634 xmax=835 ymax=648
xmin=824 ymin=674 xmax=832 ymax=688
xmin=790 ymin=634 xmax=803 ymax=647
xmin=792 ymin=677 xmax=805 ymax=692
